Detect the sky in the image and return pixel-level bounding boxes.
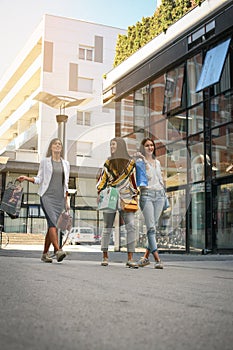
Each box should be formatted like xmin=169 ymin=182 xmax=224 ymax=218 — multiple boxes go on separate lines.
xmin=0 ymin=0 xmax=157 ymax=79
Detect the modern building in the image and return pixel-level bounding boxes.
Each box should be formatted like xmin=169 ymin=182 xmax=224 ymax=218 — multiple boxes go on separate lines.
xmin=103 ymin=0 xmax=233 ymax=253
xmin=0 ymin=14 xmax=126 ymax=235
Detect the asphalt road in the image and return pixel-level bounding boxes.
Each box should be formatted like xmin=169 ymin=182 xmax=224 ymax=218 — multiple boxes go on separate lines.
xmin=0 ymin=247 xmax=233 ymax=350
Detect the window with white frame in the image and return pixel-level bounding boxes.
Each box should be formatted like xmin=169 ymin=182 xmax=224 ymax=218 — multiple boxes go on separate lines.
xmin=79 ymin=46 xmax=94 ymax=61
xmin=76 ymin=141 xmax=92 ymax=157
xmin=77 ymin=77 xmax=93 ymax=93
xmin=77 ymin=111 xmax=91 ymax=126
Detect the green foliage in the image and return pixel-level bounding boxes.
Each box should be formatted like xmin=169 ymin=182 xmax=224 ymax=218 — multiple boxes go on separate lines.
xmin=113 ymin=0 xmax=205 ymax=67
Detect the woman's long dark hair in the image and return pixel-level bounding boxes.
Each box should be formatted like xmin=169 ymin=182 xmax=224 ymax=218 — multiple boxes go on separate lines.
xmin=109 ymin=137 xmax=131 ymax=174
xmin=46 ymin=138 xmax=64 ymax=158
xmin=139 ymin=138 xmax=156 ymax=159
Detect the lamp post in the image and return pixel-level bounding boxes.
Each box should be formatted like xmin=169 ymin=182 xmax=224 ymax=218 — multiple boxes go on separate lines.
xmin=56 ymin=111 xmax=68 ymax=155
xmin=34 ymin=92 xmax=90 ymax=159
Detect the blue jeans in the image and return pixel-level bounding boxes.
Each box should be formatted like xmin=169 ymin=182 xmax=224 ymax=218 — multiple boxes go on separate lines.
xmin=139 ymin=189 xmax=165 ymax=253
xmin=101 ymin=210 xmax=136 ymax=253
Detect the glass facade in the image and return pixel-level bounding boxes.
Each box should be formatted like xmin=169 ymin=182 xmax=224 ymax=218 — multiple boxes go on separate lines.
xmin=116 ymin=38 xmax=233 ymax=253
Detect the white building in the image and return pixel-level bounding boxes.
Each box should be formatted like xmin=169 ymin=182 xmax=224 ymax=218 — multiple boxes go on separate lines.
xmin=0 ymin=14 xmax=126 ymax=233
xmin=0 ymin=14 xmax=126 ymax=165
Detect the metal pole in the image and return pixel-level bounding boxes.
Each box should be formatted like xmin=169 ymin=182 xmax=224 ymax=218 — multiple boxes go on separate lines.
xmin=56 ymin=114 xmax=68 ymax=158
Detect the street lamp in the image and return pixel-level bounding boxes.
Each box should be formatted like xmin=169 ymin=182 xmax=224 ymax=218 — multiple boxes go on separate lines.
xmin=34 ymin=91 xmax=90 ymax=157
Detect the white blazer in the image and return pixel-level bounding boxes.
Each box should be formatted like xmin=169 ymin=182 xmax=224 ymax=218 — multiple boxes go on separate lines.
xmin=34 ymin=157 xmax=70 ymax=197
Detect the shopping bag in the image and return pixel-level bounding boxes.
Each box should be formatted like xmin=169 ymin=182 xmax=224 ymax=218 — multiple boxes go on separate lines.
xmin=57 ymin=210 xmax=72 ymax=231
xmin=136 ymin=159 xmax=148 ymax=187
xmin=162 ymin=194 xmax=171 ymax=219
xmin=0 ymin=180 xmax=23 ymax=219
xmin=163 ymin=195 xmax=170 ymax=211
xmin=97 ymin=187 xmax=118 ymax=211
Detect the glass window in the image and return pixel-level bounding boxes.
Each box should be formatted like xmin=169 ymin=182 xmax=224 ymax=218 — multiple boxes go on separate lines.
xmin=163 ymin=65 xmax=184 ymax=114
xmin=190 ymin=184 xmax=205 ymax=250
xmin=86 ymin=49 xmax=93 ymax=61
xmin=188 ymin=103 xmax=204 ymax=135
xmin=167 ymin=112 xmax=187 ymax=142
xmin=166 ymin=142 xmax=188 ymax=187
xmin=150 ymin=75 xmax=166 ymax=119
xmin=187 ymin=53 xmax=203 ymax=107
xmin=215 ymin=184 xmax=233 ymax=249
xmin=157 ymin=188 xmax=186 ymax=251
xmin=212 ymin=124 xmax=233 ymax=178
xmin=134 ymin=86 xmax=149 ymax=131
xmin=120 ymin=94 xmax=134 ymax=136
xmin=188 ymin=134 xmax=205 ymax=183
xmin=214 ymin=54 xmax=231 ymax=95
xmin=149 ymin=118 xmax=167 ymax=146
xmin=211 ymin=92 xmax=233 ymax=128
xmin=29 ymin=205 xmax=39 ymax=217
xmin=79 ymin=48 xmax=85 ymax=60
xmin=149 ymin=76 xmax=168 ymax=155
xmin=195 ymin=38 xmax=231 ymax=92
xmin=79 ymin=46 xmax=94 ymax=61
xmin=77 ymin=111 xmax=91 ymax=126
xmin=27 ymin=194 xmax=40 ymax=205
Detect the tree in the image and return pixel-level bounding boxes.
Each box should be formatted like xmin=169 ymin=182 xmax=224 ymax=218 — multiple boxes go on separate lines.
xmin=113 ymin=0 xmax=205 ymax=67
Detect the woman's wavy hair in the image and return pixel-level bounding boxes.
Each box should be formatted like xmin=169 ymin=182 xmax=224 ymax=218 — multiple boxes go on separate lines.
xmin=109 ymin=137 xmax=131 ymax=174
xmin=46 ymin=138 xmax=64 ymax=158
xmin=139 ymin=138 xmax=156 ymax=159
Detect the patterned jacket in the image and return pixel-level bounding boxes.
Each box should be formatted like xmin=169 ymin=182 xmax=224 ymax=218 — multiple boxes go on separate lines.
xmin=96 ymin=158 xmax=137 ymax=195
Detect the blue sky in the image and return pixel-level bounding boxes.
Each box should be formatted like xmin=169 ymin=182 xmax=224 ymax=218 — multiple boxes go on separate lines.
xmin=0 ymin=0 xmax=157 ymax=78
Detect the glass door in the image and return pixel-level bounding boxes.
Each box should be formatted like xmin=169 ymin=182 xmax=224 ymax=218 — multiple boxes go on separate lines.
xmin=213 ymin=182 xmax=233 ymax=249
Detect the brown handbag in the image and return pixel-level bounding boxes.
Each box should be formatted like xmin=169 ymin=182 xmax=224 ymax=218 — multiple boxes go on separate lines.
xmin=120 ymin=198 xmax=139 ymax=212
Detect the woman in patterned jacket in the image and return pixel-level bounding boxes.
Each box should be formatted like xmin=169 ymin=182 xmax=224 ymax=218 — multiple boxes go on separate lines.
xmin=97 ymin=137 xmax=138 ymax=268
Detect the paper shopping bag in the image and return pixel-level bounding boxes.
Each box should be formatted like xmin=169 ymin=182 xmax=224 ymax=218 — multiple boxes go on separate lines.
xmin=136 ymin=159 xmax=148 ymax=187
xmin=97 ymin=187 xmax=118 ymax=211
xmin=0 ymin=181 xmax=23 ymax=219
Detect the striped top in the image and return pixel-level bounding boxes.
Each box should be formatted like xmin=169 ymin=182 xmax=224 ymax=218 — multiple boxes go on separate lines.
xmin=96 ymin=158 xmax=137 ymax=194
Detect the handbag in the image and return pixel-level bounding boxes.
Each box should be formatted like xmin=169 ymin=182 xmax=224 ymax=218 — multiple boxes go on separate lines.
xmin=118 ymin=176 xmax=139 ymax=212
xmin=57 ymin=210 xmax=72 ymax=232
xmin=162 ymin=194 xmax=171 ymax=218
xmin=120 ymin=198 xmax=139 ymax=212
xmin=97 ymin=187 xmax=118 ymax=211
xmin=0 ymin=180 xmax=23 ymax=219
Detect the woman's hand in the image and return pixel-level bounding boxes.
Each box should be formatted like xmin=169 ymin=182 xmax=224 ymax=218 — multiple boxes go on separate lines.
xmin=97 ymin=193 xmax=101 ymax=204
xmin=135 ymin=152 xmax=145 ymax=161
xmin=17 ymin=176 xmax=27 ymax=182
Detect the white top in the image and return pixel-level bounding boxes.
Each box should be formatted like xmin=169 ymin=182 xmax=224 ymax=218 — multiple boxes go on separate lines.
xmin=145 ymin=159 xmax=164 ymax=191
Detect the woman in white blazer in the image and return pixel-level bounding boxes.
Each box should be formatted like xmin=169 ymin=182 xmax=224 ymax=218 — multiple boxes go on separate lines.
xmin=18 ymin=138 xmax=70 ymax=263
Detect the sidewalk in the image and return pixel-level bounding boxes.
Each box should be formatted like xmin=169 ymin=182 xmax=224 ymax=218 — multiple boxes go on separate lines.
xmin=1 ymin=243 xmax=233 ymax=264
xmin=0 ymin=246 xmax=233 ymax=350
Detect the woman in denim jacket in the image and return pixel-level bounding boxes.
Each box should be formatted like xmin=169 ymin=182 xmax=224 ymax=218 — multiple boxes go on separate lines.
xmin=136 ymin=138 xmax=165 ymax=269
xmin=18 ymin=138 xmax=70 ymax=263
